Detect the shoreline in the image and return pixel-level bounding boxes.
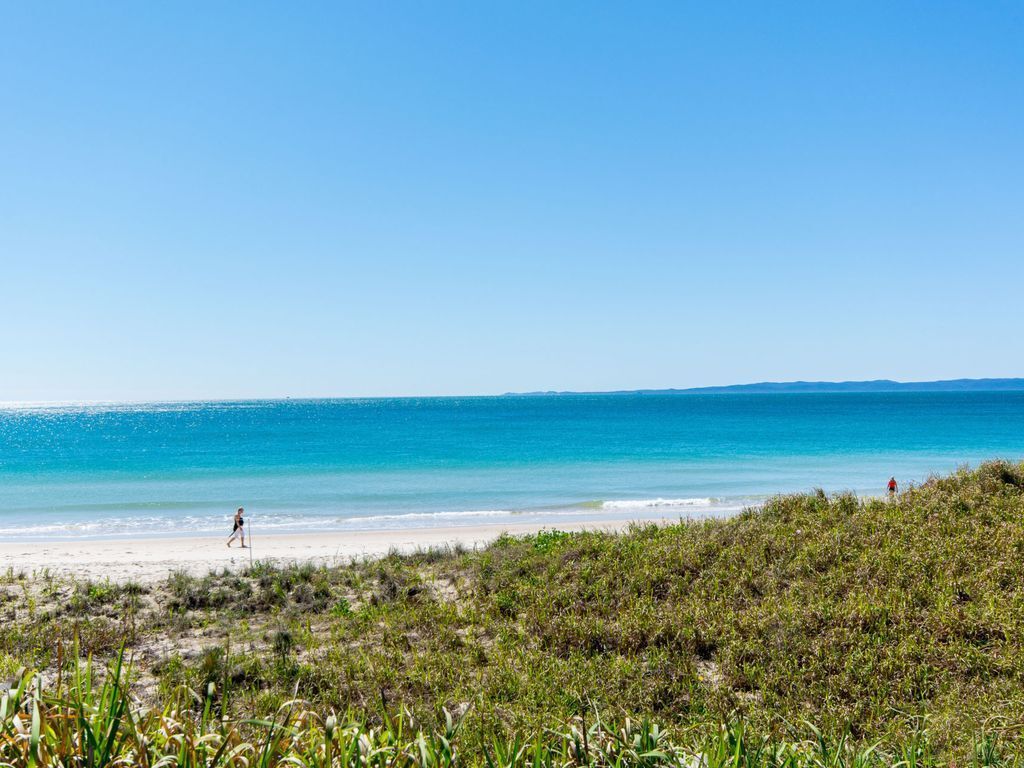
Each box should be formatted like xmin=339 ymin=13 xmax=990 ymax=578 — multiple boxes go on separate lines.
xmin=0 ymin=517 xmax=656 ymax=583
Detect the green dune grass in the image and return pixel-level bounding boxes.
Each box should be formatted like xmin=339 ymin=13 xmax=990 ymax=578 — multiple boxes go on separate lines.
xmin=4 ymin=460 xmax=1024 ymax=764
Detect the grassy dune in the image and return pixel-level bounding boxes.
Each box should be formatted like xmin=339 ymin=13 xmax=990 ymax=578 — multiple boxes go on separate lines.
xmin=4 ymin=461 xmax=1024 ymax=764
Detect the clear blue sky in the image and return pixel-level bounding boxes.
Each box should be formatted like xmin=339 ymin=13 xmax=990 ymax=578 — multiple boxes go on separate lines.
xmin=2 ymin=2 xmax=1022 ymax=400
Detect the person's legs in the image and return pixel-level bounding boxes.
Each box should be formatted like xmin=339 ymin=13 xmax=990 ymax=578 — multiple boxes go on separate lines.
xmin=227 ymin=527 xmax=242 ymax=546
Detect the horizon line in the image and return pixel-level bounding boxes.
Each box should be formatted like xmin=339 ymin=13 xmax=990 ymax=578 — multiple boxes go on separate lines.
xmin=3 ymin=376 xmax=1023 ymax=408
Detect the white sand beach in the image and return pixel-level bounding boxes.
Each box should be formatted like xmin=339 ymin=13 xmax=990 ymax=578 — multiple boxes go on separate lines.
xmin=0 ymin=518 xmax=646 ymax=583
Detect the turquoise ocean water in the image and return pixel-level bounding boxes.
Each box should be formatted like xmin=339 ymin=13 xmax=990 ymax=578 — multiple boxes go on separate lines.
xmin=1 ymin=393 xmax=1022 ymax=540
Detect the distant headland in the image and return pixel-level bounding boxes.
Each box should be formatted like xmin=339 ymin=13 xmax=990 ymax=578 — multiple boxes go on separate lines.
xmin=509 ymin=378 xmax=1024 ymax=396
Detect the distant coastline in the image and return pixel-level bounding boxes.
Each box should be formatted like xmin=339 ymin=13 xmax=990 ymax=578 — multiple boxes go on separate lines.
xmin=508 ymin=377 xmax=1024 ymax=396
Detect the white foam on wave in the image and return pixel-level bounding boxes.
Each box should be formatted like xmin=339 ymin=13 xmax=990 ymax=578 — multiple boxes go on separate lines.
xmin=337 ymin=509 xmax=517 ymax=524
xmin=0 ymin=516 xmax=220 ymax=538
xmin=600 ymin=497 xmax=715 ymax=510
xmin=0 ymin=497 xmax=756 ymax=540
xmin=0 ymin=509 xmax=530 ymax=538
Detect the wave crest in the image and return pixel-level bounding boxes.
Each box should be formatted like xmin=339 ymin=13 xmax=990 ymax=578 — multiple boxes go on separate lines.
xmin=600 ymin=497 xmax=714 ymax=510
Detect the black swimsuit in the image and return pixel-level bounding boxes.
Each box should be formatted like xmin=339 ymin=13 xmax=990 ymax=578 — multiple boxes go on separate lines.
xmin=233 ymin=517 xmax=244 ymax=532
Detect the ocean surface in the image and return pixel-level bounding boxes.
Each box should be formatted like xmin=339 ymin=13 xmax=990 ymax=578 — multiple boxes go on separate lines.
xmin=1 ymin=393 xmax=1022 ymax=541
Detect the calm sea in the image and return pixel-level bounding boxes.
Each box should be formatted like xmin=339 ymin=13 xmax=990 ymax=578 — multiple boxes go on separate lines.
xmin=0 ymin=393 xmax=1022 ymax=540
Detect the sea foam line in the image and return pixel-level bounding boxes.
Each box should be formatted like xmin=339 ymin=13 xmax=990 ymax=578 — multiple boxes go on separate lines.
xmin=600 ymin=497 xmax=715 ymax=510
xmin=0 ymin=497 xmax=746 ymax=539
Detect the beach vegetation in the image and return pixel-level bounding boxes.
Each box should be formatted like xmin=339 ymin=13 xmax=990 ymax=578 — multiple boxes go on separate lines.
xmin=1 ymin=656 xmax=1017 ymax=766
xmin=3 ymin=461 xmax=1024 ymax=761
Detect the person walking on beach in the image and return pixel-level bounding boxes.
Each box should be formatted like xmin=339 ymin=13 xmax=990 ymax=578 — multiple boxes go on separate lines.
xmin=227 ymin=506 xmax=247 ymax=548
xmin=887 ymin=477 xmax=898 ymax=498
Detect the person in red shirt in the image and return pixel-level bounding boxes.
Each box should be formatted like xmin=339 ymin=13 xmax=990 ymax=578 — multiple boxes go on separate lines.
xmin=887 ymin=477 xmax=898 ymax=498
